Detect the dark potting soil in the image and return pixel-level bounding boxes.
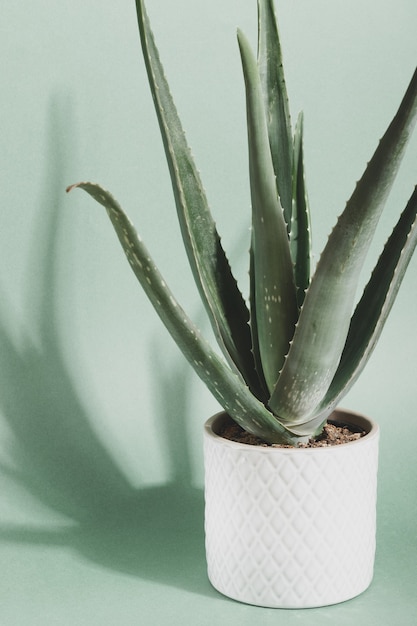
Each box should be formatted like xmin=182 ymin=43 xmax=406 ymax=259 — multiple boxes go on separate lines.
xmin=220 ymin=421 xmax=366 ymax=448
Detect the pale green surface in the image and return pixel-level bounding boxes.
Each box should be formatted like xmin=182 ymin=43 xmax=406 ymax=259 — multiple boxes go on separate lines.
xmin=1 ymin=0 xmax=417 ymax=623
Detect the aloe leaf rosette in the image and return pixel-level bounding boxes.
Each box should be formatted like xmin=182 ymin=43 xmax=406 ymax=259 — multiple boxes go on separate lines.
xmin=68 ymin=0 xmax=417 ymax=444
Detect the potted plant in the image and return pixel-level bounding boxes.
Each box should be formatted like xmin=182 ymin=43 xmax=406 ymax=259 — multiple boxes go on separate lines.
xmin=67 ymin=0 xmax=417 ymax=609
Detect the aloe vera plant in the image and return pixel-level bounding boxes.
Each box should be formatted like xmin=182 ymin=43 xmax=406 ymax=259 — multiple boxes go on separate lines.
xmin=68 ymin=0 xmax=417 ymax=445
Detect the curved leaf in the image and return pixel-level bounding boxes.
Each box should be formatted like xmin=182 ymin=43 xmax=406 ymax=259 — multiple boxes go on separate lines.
xmin=67 ymin=182 xmax=302 ymax=445
xmin=319 ymin=185 xmax=417 ymax=412
xmin=135 ymin=0 xmax=261 ymax=396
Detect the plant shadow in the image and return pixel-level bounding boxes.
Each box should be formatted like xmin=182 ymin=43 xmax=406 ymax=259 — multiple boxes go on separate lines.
xmin=0 ymin=98 xmax=212 ymax=598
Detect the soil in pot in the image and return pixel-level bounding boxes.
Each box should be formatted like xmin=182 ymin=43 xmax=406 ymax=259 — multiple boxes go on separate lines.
xmin=220 ymin=420 xmax=366 ymax=448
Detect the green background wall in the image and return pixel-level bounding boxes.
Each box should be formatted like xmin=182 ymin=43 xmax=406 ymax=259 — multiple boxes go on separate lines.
xmin=0 ymin=1 xmax=416 ymax=623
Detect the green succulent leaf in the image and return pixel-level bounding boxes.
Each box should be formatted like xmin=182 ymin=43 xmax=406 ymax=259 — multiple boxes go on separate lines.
xmin=134 ymin=0 xmax=261 ymax=397
xmin=319 ymin=185 xmax=417 ymax=413
xmin=269 ymin=67 xmax=417 ymax=425
xmin=67 ymin=181 xmax=300 ymax=445
xmin=257 ymin=0 xmax=293 ymax=225
xmin=290 ymin=112 xmax=312 ymax=307
xmin=69 ymin=0 xmax=417 ymax=445
xmin=238 ymin=29 xmax=298 ymax=394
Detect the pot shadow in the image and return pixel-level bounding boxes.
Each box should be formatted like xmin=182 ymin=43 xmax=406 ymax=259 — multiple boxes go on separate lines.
xmin=0 ymin=98 xmax=212 ymax=598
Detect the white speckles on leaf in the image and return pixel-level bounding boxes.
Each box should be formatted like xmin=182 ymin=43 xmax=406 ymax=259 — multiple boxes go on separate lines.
xmin=132 ymin=253 xmax=142 ymax=267
xmin=235 ymin=399 xmax=247 ymax=412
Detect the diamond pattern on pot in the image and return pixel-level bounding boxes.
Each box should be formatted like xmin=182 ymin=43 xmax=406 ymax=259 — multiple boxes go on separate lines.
xmin=204 ymin=424 xmax=379 ymax=609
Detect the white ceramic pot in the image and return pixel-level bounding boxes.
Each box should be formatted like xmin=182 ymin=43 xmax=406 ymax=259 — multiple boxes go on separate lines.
xmin=203 ymin=409 xmax=379 ymax=609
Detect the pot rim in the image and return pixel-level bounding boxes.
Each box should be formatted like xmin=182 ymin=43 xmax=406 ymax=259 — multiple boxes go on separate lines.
xmin=204 ymin=408 xmax=379 ymax=453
